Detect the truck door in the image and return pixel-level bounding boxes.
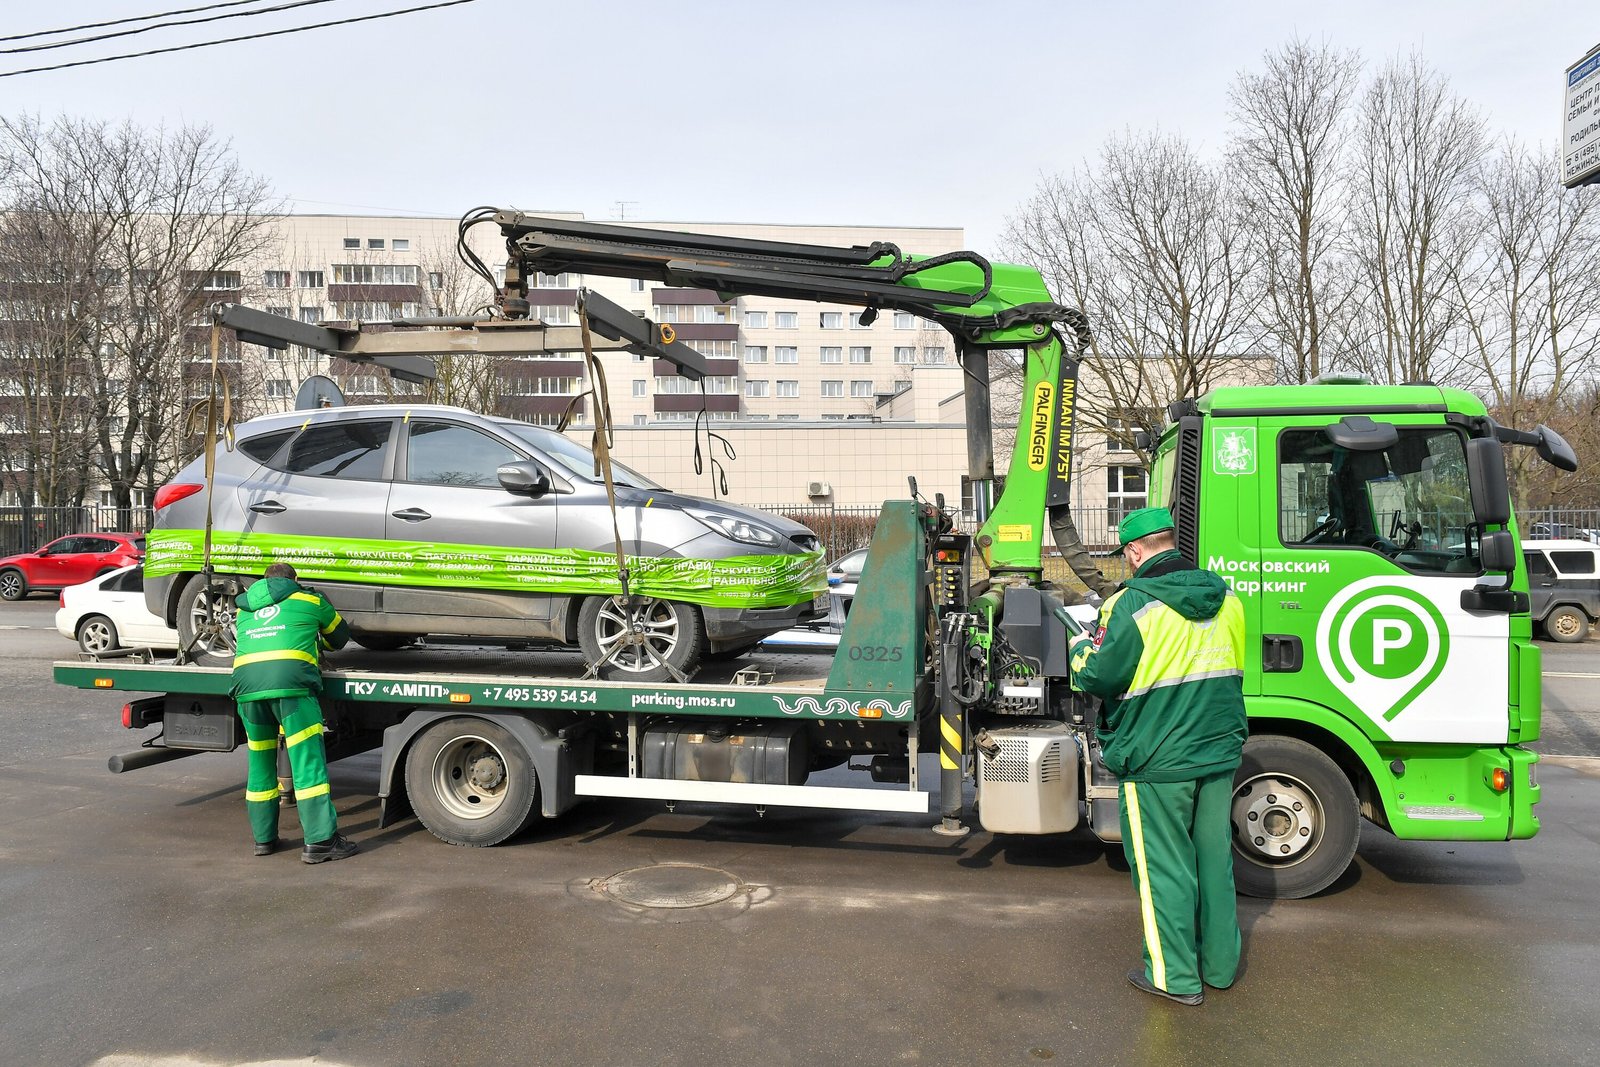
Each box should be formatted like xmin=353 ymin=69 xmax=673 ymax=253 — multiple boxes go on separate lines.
xmin=1258 ymin=418 xmax=1510 ymax=744
xmin=381 ymin=417 xmax=561 ymax=634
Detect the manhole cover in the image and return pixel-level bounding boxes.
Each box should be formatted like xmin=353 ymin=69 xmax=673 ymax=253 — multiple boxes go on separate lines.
xmin=599 ymin=864 xmax=741 ymax=909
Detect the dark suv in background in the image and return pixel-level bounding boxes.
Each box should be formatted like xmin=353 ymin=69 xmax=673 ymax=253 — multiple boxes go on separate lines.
xmin=146 ymin=405 xmax=825 ymax=680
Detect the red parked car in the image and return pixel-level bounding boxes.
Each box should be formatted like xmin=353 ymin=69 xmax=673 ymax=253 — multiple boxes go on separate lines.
xmin=0 ymin=533 xmax=146 ymax=601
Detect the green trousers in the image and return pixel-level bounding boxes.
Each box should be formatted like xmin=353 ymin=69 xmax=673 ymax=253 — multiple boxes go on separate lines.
xmin=237 ymin=694 xmax=336 ymax=846
xmin=1118 ymin=771 xmax=1242 ymax=996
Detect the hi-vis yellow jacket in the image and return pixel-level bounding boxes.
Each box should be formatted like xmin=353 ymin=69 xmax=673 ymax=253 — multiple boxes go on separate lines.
xmin=230 ymin=577 xmax=349 ymax=702
xmin=1069 ymin=549 xmax=1247 ymax=783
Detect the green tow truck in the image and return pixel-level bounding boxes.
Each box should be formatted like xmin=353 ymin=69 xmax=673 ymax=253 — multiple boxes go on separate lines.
xmin=55 ymin=214 xmax=1578 ymax=898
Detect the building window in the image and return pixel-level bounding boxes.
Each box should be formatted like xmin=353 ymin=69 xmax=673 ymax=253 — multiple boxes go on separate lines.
xmin=820 ymin=311 xmax=843 ymax=329
xmin=656 ymin=377 xmax=696 ymax=395
xmin=392 ymin=239 xmax=410 ymax=252
xmin=893 ymin=346 xmax=916 ymax=364
xmin=1106 ymin=409 xmax=1156 ymax=453
xmin=266 ymin=305 xmax=291 ymax=319
xmin=343 ymin=238 xmax=360 ymax=250
xmin=776 ymin=380 xmax=799 ymax=398
xmin=850 ymin=380 xmax=874 ymax=398
xmin=820 ymin=414 xmax=846 ymax=421
xmin=744 ymin=310 xmax=767 ymax=328
xmin=200 ymin=271 xmax=241 ymax=290
xmin=266 ymin=379 xmax=292 ymax=399
xmin=745 ymin=345 xmax=768 ymax=364
xmin=745 ymin=413 xmax=770 ymax=420
xmin=921 ymin=317 xmax=940 ymax=331
xmin=775 ymin=311 xmax=798 ymax=329
xmin=922 ymin=346 xmax=947 ymax=364
xmin=263 ymin=270 xmax=290 ymax=289
xmin=820 ymin=380 xmax=843 ymax=397
xmin=685 ymin=339 xmax=736 ymax=359
xmin=507 ymin=376 xmax=581 ymax=396
xmin=634 ymin=414 xmax=648 ymax=425
xmin=776 ymin=414 xmax=799 ymax=421
xmin=333 ymin=264 xmax=420 ymax=285
xmin=334 ymin=301 xmax=419 ymax=321
xmin=428 ymin=272 xmax=444 ymax=289
xmin=532 ymin=304 xmax=574 ymax=325
xmin=368 ymin=238 xmax=385 ymax=250
xmin=298 ymin=270 xmax=324 ymax=288
xmin=632 ymin=380 xmax=647 ymax=398
xmin=1107 ymin=465 xmax=1148 ymax=525
xmin=893 ymin=312 xmax=916 ymax=329
xmin=746 ymin=379 xmax=769 ymax=398
xmin=774 ymin=346 xmax=798 ymax=364
xmin=630 ymin=278 xmax=646 ymax=292
xmin=820 ymin=346 xmax=842 ymax=364
xmin=849 ymin=312 xmax=873 ymax=330
xmin=298 ymin=306 xmax=323 ymax=323
xmin=537 ymin=272 xmax=572 ymax=288
xmin=849 ymin=346 xmax=871 ymax=364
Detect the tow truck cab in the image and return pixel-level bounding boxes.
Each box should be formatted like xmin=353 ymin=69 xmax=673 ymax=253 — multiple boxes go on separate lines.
xmin=1146 ymin=382 xmax=1542 ymax=857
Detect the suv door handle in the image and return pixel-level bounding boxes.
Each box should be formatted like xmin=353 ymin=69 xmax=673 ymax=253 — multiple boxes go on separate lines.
xmin=248 ymin=500 xmax=287 ymax=514
xmin=391 ymin=508 xmax=431 ymax=522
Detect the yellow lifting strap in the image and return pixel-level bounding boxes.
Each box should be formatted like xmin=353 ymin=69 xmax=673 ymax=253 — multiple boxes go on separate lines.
xmin=570 ymin=298 xmax=631 ymax=598
xmin=182 ymin=313 xmax=236 ymax=585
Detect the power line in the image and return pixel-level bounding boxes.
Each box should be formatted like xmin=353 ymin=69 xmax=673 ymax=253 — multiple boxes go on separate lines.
xmin=3 ymin=0 xmax=341 ymax=56
xmin=0 ymin=0 xmax=267 ymax=44
xmin=0 ymin=0 xmax=478 ymax=79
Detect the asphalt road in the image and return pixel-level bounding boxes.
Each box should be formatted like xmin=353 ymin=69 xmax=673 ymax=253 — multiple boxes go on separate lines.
xmin=3 ymin=598 xmax=1599 ymax=1066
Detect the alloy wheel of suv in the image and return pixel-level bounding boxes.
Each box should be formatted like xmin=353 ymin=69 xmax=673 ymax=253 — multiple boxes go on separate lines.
xmin=577 ymin=595 xmax=703 ymax=683
xmin=177 ymin=573 xmax=243 ymax=666
xmin=0 ymin=569 xmax=24 ymax=601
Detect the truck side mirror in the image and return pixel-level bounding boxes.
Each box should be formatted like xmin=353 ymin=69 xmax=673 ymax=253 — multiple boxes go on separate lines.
xmin=497 ymin=461 xmax=551 ymax=497
xmin=1534 ymin=424 xmax=1579 ymax=473
xmin=1480 ymin=530 xmax=1515 ymax=572
xmin=1465 ymin=438 xmax=1511 ymax=526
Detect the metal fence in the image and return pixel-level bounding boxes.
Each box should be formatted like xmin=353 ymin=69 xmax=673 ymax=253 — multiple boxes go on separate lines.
xmin=0 ymin=505 xmax=155 ymax=557
xmin=1519 ymin=508 xmax=1600 ymax=542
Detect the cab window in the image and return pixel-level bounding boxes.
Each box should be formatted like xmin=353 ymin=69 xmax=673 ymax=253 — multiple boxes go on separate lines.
xmin=405 ymin=421 xmax=524 ymax=487
xmin=1551 ymin=550 xmax=1596 ymax=575
xmin=1277 ymin=427 xmax=1479 ymax=574
xmin=1524 ymin=551 xmax=1555 ymax=579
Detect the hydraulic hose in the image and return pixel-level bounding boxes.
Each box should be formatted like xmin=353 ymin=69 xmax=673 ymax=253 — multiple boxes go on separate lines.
xmin=1049 ymin=507 xmax=1118 ymax=601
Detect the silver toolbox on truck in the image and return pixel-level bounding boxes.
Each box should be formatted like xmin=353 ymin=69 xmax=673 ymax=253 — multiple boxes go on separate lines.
xmin=976 ymin=721 xmax=1080 ymax=834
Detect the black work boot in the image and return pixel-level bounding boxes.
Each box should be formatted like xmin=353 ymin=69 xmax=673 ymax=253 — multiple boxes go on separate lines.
xmin=301 ymin=833 xmax=358 ymax=864
xmin=1127 ymin=968 xmax=1203 ymax=1006
xmin=253 ymin=838 xmax=279 ymax=857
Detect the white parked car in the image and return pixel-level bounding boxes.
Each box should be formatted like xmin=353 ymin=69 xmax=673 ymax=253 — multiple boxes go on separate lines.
xmin=56 ymin=566 xmax=180 ymax=654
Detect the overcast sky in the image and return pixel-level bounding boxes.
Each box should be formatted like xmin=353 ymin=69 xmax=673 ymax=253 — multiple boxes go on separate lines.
xmin=4 ymin=0 xmax=1594 ymax=253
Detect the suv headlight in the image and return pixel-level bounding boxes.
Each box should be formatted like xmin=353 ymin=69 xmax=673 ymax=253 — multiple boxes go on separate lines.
xmin=685 ymin=508 xmax=782 ymax=547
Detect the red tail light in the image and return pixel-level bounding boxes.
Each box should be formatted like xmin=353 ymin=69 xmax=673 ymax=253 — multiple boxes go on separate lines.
xmin=153 ymin=482 xmax=205 ymax=511
xmin=122 ymin=703 xmax=134 ymax=729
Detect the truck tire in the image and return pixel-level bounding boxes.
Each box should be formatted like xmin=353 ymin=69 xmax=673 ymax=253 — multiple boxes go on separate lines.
xmin=176 ymin=573 xmax=244 ymax=667
xmin=406 ymin=718 xmax=539 ymax=847
xmin=0 ymin=568 xmax=26 ymax=601
xmin=77 ymin=614 xmax=120 ymax=654
xmin=1545 ymin=605 xmax=1591 ymax=644
xmin=1231 ymin=736 xmax=1359 ymax=899
xmin=576 ymin=595 xmax=703 ymax=682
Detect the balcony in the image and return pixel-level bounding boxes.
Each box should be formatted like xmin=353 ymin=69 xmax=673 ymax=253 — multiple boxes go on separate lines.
xmin=653 ymin=393 xmax=739 ymax=413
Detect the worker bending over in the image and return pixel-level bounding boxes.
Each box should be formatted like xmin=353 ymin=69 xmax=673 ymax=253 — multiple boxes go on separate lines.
xmin=231 ymin=562 xmax=357 ymax=864
xmin=1069 ymin=507 xmax=1247 ymax=1005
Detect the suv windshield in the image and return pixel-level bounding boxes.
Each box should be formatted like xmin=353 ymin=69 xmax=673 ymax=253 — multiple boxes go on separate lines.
xmin=497 ymin=421 xmax=663 ymax=490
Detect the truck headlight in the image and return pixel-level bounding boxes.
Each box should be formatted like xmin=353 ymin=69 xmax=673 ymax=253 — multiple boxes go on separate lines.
xmin=685 ymin=508 xmax=781 ymax=547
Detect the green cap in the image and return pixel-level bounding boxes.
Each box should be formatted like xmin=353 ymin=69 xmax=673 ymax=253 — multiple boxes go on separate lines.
xmin=1111 ymin=506 xmax=1175 ymax=555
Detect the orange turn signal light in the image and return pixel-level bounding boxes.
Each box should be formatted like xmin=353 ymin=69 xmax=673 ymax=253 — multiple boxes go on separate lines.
xmin=94 ymin=678 xmax=114 ymax=688
xmin=1490 ymin=767 xmax=1509 ymax=792
xmin=855 ymin=706 xmax=884 ymax=719
xmin=449 ymin=693 xmax=472 ymax=703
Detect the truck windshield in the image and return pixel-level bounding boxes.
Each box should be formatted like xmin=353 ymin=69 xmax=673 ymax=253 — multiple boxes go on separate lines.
xmin=497 ymin=421 xmax=663 ymax=490
xmin=1278 ymin=427 xmax=1479 ymax=574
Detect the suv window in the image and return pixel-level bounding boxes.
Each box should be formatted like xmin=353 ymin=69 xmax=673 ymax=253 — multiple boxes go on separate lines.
xmin=1551 ymin=550 xmax=1597 ymax=575
xmin=1524 ymin=551 xmax=1554 ymax=578
xmin=46 ymin=537 xmax=87 ymax=554
xmin=1278 ymin=426 xmax=1478 ymax=574
xmin=78 ymin=538 xmax=118 ymax=553
xmin=239 ymin=429 xmax=296 ymax=464
xmin=275 ymin=421 xmax=392 ymax=479
xmin=406 ymin=421 xmax=523 ymax=487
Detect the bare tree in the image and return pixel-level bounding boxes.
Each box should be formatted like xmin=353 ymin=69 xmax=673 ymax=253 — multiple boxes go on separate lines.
xmin=1452 ymin=141 xmax=1600 ymax=504
xmin=417 ymin=240 xmax=503 ymax=411
xmin=1346 ymin=54 xmax=1488 ymax=385
xmin=1229 ymin=38 xmax=1363 ymax=383
xmin=1005 ymin=132 xmax=1262 ymax=467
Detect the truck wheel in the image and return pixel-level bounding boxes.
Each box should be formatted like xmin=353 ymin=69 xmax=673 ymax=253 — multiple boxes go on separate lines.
xmin=1231 ymin=736 xmax=1359 ymax=899
xmin=0 ymin=568 xmax=26 ymax=601
xmin=577 ymin=595 xmax=703 ymax=682
xmin=77 ymin=614 xmax=120 ymax=654
xmin=177 ymin=573 xmax=243 ymax=667
xmin=1545 ymin=606 xmax=1591 ymax=644
xmin=406 ymin=718 xmax=539 ymax=847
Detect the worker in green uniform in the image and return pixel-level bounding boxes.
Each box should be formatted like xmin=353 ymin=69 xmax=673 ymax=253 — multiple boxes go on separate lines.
xmin=1068 ymin=507 xmax=1247 ymax=1006
xmin=231 ymin=562 xmax=358 ymax=864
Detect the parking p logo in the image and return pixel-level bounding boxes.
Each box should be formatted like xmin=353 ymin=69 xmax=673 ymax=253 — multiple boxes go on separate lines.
xmin=1316 ymin=583 xmax=1449 ymax=723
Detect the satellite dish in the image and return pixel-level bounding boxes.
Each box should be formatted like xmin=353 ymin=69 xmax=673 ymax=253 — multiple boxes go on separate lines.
xmin=294 ymin=375 xmax=345 ymax=410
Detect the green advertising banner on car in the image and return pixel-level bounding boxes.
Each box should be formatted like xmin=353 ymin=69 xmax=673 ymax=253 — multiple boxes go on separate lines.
xmin=145 ymin=530 xmax=825 ymax=608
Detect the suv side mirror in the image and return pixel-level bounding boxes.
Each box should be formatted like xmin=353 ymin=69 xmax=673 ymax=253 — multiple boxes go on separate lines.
xmin=1466 ymin=438 xmax=1511 ymax=526
xmin=497 ymin=461 xmax=551 ymax=497
xmin=1480 ymin=530 xmax=1515 ymax=572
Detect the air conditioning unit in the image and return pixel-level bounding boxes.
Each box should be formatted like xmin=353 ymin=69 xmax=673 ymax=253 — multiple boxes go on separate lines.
xmin=807 ymin=480 xmax=832 ymax=498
